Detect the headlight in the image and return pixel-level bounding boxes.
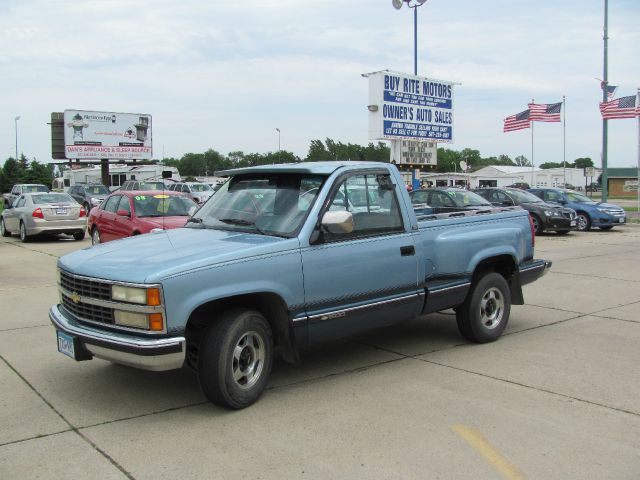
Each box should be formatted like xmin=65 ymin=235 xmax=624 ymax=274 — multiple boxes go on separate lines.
xmin=112 ymin=285 xmax=161 ymax=305
xmin=91 ymin=197 xmax=100 ymax=206
xmin=544 ymin=210 xmax=555 ymax=217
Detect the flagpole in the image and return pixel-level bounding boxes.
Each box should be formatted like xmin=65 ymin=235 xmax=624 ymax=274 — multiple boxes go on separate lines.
xmin=563 ymin=95 xmax=567 ymax=186
xmin=637 ymin=89 xmax=639 ymax=213
xmin=601 ymin=0 xmax=609 ymax=202
xmin=531 ymin=98 xmax=535 ymax=188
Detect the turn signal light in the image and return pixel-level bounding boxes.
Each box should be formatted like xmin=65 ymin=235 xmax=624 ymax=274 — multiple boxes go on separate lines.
xmin=149 ymin=313 xmax=164 ymax=331
xmin=32 ymin=208 xmax=44 ymax=219
xmin=147 ymin=288 xmax=161 ymax=306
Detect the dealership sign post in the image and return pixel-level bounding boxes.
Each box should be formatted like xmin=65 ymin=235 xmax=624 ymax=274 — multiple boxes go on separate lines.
xmin=366 ymin=70 xmax=455 ymax=189
xmin=367 ymin=71 xmax=454 ymax=142
xmin=63 ymin=110 xmax=152 ymax=160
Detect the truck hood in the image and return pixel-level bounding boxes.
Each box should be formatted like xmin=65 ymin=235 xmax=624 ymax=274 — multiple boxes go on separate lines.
xmin=58 ymin=227 xmax=298 ymax=284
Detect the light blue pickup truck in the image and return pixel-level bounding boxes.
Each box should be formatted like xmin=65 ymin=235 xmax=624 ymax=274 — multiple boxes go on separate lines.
xmin=50 ymin=162 xmax=551 ymax=408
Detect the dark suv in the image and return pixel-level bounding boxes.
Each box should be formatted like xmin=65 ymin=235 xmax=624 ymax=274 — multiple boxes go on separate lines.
xmin=474 ymin=187 xmax=576 ymax=235
xmin=68 ymin=184 xmax=110 ymax=212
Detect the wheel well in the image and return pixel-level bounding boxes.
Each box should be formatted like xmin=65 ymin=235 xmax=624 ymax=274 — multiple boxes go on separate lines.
xmin=184 ymin=293 xmax=295 ymax=370
xmin=472 ymin=255 xmax=523 ymax=305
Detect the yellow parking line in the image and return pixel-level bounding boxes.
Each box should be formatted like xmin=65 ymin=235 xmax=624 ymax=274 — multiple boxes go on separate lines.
xmin=452 ymin=424 xmax=525 ymax=480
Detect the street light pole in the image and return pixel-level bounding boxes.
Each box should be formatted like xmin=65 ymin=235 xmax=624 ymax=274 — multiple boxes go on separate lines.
xmin=392 ymin=0 xmax=429 ymax=189
xmin=14 ymin=115 xmax=20 ymax=161
xmin=275 ymin=128 xmax=280 ymax=165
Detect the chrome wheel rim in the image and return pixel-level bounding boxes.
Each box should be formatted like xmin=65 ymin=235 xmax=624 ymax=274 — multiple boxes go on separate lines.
xmin=232 ymin=331 xmax=265 ymax=389
xmin=480 ymin=287 xmax=505 ymax=330
xmin=92 ymin=229 xmax=100 ymax=245
xmin=0 ymin=220 xmax=5 ymax=236
xmin=20 ymin=223 xmax=26 ymax=241
xmin=577 ymin=214 xmax=588 ymax=231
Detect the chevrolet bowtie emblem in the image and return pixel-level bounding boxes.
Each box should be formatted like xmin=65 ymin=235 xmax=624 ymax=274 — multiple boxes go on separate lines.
xmin=71 ymin=292 xmax=81 ymax=304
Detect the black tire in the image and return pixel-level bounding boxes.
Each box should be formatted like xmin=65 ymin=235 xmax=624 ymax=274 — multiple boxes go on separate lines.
xmin=73 ymin=230 xmax=86 ymax=241
xmin=19 ymin=222 xmax=30 ymax=243
xmin=530 ymin=214 xmax=543 ymax=235
xmin=576 ymin=212 xmax=591 ymax=231
xmin=456 ymin=272 xmax=511 ymax=343
xmin=599 ymin=226 xmax=613 ymax=231
xmin=91 ymin=227 xmax=101 ymax=245
xmin=198 ymin=309 xmax=273 ymax=409
xmin=1 ymin=218 xmax=10 ymax=237
xmin=555 ymin=230 xmax=570 ymax=235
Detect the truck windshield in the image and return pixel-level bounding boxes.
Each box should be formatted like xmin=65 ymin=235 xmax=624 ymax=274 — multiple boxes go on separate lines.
xmin=190 ymin=173 xmax=326 ymax=236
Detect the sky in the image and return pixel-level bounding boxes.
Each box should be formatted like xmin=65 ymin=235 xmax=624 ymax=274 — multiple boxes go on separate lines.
xmin=2 ymin=0 xmax=639 ymax=169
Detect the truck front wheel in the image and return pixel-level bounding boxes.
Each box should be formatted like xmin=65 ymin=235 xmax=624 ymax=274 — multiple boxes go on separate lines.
xmin=197 ymin=309 xmax=273 ymax=409
xmin=456 ymin=272 xmax=511 ymax=343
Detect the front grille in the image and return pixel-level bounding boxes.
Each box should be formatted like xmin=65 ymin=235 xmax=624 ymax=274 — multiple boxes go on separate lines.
xmin=61 ymin=295 xmax=114 ymax=324
xmin=60 ymin=270 xmax=111 ymax=300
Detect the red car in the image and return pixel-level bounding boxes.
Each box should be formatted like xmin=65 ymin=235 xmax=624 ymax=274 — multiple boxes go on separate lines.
xmin=88 ymin=190 xmax=198 ymax=245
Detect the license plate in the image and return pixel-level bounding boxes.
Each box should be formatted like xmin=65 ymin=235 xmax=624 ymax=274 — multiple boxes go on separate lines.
xmin=57 ymin=331 xmax=76 ymax=359
xmin=55 ymin=208 xmax=68 ymax=215
xmin=570 ymin=220 xmax=576 ymax=226
xmin=619 ymin=218 xmax=625 ymax=223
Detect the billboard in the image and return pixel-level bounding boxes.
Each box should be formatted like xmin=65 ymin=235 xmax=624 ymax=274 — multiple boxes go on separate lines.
xmin=63 ymin=110 xmax=152 ymax=160
xmin=367 ymin=71 xmax=454 ymax=143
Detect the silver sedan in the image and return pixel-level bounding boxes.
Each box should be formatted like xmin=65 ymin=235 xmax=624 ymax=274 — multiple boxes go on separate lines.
xmin=1 ymin=192 xmax=87 ymax=242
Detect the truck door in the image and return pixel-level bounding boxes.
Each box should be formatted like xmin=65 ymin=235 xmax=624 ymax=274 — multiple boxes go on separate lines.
xmin=301 ymin=172 xmax=421 ymax=345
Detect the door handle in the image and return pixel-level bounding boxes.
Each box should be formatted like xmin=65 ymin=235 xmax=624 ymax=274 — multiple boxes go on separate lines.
xmin=400 ymin=245 xmax=415 ymax=256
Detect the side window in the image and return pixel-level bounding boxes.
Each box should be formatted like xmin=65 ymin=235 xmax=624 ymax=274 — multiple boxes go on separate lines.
xmin=544 ymin=191 xmax=559 ymax=202
xmin=16 ymin=196 xmax=26 ymax=208
xmin=410 ymin=191 xmax=429 ymax=205
xmin=117 ymin=196 xmax=131 ymax=214
xmin=494 ymin=191 xmax=509 ymax=204
xmin=430 ymin=191 xmax=455 ymax=208
xmin=324 ymin=173 xmax=403 ymax=240
xmin=103 ymin=196 xmax=120 ymax=213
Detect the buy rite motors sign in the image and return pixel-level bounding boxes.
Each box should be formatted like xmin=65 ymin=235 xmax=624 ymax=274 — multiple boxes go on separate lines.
xmin=63 ymin=110 xmax=152 ymax=160
xmin=366 ymin=71 xmax=454 ymax=143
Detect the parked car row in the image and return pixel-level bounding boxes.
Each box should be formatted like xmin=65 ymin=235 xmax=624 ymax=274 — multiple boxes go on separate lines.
xmin=409 ymin=186 xmax=626 ymax=234
xmin=1 ymin=182 xmax=628 ymax=244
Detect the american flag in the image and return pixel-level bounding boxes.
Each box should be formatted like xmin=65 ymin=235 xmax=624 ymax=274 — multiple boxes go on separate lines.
xmin=504 ymin=110 xmax=530 ymax=132
xmin=605 ymin=84 xmax=618 ymax=100
xmin=528 ymin=102 xmax=562 ymax=122
xmin=599 ymin=95 xmax=639 ymax=120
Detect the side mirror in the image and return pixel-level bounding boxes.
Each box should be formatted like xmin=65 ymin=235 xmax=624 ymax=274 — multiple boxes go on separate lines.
xmin=321 ymin=211 xmax=354 ymax=234
xmin=116 ymin=209 xmax=131 ymax=217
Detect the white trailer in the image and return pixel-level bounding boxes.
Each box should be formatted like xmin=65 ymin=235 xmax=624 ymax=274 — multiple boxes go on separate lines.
xmin=57 ymin=164 xmax=181 ymax=190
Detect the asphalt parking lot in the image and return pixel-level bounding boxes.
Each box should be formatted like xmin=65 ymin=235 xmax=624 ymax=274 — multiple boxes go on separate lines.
xmin=1 ymin=226 xmax=639 ymax=479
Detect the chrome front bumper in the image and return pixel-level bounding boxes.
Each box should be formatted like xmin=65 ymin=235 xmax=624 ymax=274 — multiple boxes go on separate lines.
xmin=49 ymin=304 xmax=185 ymax=371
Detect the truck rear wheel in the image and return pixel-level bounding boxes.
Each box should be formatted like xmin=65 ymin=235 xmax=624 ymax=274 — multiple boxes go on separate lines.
xmin=456 ymin=272 xmax=511 ymax=343
xmin=197 ymin=309 xmax=273 ymax=409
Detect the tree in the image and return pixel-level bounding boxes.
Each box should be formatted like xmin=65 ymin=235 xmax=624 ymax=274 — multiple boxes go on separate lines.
xmin=306 ymin=140 xmax=329 ymax=162
xmin=514 ymin=155 xmax=532 ymax=167
xmin=539 ymin=162 xmax=563 ymax=169
xmin=24 ymin=160 xmax=54 ymax=186
xmin=574 ymin=157 xmax=594 ymax=169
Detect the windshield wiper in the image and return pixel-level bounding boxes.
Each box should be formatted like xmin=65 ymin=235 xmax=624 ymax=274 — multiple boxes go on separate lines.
xmin=185 ymin=217 xmax=205 ymax=228
xmin=218 ymin=218 xmax=268 ymax=235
